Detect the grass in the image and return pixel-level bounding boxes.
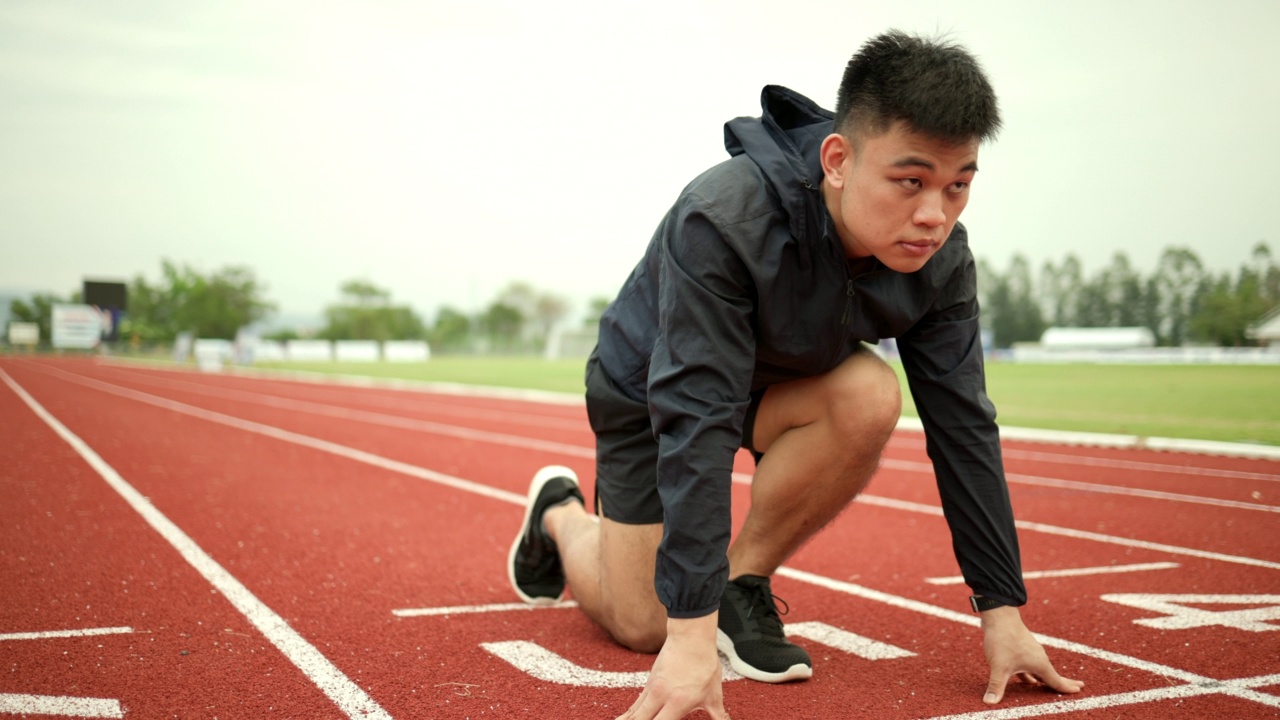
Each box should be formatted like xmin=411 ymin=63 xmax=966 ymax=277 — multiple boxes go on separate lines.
xmin=255 ymin=357 xmax=1280 ymax=446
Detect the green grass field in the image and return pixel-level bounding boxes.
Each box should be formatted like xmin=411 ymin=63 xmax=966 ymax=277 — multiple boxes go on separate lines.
xmin=254 ymin=357 xmax=1280 ymax=446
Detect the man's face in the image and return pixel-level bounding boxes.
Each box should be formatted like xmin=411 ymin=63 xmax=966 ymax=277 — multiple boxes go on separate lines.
xmin=821 ymin=121 xmax=980 ymax=273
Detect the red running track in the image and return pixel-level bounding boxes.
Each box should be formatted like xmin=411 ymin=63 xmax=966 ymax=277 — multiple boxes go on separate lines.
xmin=1 ymin=356 xmax=1278 ymax=719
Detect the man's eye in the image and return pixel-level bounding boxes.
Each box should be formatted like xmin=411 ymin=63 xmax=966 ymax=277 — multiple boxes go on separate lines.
xmin=899 ymin=178 xmax=922 ymax=189
xmin=949 ymin=181 xmax=969 ymax=193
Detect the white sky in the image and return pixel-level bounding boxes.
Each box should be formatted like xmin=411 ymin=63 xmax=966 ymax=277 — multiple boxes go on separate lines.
xmin=2 ymin=0 xmax=1278 ymax=324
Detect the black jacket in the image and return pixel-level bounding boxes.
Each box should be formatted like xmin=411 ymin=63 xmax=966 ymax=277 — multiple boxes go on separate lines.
xmin=596 ymin=85 xmax=1025 ymax=618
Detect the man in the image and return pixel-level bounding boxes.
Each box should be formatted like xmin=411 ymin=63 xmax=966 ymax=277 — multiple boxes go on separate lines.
xmin=509 ymin=30 xmax=1085 ymax=720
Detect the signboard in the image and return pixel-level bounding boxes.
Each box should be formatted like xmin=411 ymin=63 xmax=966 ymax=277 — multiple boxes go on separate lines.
xmin=52 ymin=304 xmax=104 ymax=349
xmin=83 ymin=279 xmax=127 ymax=343
xmin=7 ymin=322 xmax=39 ymax=346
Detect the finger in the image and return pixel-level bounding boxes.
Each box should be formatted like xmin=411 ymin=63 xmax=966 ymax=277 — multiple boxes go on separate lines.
xmin=984 ymin=669 xmax=1010 ymax=705
xmin=1029 ymin=661 xmax=1085 ymax=695
xmin=615 ymin=689 xmax=655 ymax=720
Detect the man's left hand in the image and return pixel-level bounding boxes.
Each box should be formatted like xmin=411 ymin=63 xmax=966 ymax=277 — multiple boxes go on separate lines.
xmin=980 ymin=605 xmax=1084 ymax=705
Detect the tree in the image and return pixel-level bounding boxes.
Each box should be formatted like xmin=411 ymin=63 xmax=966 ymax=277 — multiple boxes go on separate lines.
xmin=1188 ymin=243 xmax=1279 ymax=346
xmin=980 ymin=255 xmax=1045 ymax=348
xmin=479 ymin=301 xmax=523 ymax=351
xmin=583 ymin=296 xmax=612 ymax=327
xmin=429 ymin=306 xmax=472 ymax=352
xmin=1155 ymin=247 xmax=1207 ymax=346
xmin=318 ymin=280 xmax=426 ymax=342
xmin=121 ymin=260 xmax=276 ymax=341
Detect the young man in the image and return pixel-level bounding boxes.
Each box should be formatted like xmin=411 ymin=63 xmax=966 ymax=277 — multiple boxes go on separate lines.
xmin=509 ymin=31 xmax=1084 ymax=720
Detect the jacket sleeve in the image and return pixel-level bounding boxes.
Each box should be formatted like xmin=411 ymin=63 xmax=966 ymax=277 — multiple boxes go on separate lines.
xmin=647 ymin=192 xmax=757 ymax=619
xmin=896 ymin=253 xmax=1027 ymax=607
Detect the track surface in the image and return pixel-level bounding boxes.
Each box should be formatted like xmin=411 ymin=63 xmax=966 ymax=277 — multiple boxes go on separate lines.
xmin=2 ymin=356 xmax=1278 ymax=719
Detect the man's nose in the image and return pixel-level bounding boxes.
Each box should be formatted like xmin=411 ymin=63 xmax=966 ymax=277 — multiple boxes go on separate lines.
xmin=913 ymin=193 xmax=946 ymax=228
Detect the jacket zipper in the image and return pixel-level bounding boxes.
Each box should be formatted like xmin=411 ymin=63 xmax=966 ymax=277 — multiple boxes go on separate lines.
xmin=840 ymin=277 xmax=854 ymax=326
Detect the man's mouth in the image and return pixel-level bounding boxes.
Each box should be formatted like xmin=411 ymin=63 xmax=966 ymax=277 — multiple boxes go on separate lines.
xmin=898 ymin=239 xmax=937 ymax=257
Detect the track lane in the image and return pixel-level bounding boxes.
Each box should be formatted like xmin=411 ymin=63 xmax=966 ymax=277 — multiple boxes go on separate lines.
xmin=6 ymin=358 xmax=1280 ymax=719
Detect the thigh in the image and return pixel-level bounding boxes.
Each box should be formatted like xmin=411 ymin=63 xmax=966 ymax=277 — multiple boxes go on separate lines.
xmin=597 ymin=518 xmax=666 ymax=646
xmin=750 ymin=346 xmax=897 ymax=453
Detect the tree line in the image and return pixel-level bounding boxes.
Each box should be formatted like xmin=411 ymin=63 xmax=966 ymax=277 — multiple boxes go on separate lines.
xmin=10 ymin=244 xmax=1277 ymax=353
xmin=5 ymin=260 xmax=580 ymax=354
xmin=979 ymin=243 xmax=1280 ymax=349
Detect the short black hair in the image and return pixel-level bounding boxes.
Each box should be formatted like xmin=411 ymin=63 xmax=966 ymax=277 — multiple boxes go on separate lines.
xmin=834 ymin=30 xmax=1000 ymax=144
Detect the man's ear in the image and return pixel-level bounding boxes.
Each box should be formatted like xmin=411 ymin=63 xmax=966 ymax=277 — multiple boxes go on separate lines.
xmin=820 ymin=133 xmax=854 ymax=189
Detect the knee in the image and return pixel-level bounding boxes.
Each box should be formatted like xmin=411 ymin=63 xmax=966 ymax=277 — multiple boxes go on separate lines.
xmin=608 ymin=615 xmax=667 ymax=654
xmin=826 ymin=352 xmax=901 ymax=441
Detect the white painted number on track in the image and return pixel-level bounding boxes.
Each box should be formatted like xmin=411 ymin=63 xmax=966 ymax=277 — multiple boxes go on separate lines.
xmin=1101 ymin=594 xmax=1280 ymax=632
xmin=481 ymin=621 xmax=911 ymax=687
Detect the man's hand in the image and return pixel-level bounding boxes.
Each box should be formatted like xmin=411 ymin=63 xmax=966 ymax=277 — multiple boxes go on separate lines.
xmin=981 ymin=605 xmax=1084 ymax=705
xmin=616 ymin=613 xmax=729 ymax=720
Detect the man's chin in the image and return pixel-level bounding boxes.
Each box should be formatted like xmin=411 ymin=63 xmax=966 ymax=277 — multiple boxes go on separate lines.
xmin=879 ymin=251 xmax=935 ymax=274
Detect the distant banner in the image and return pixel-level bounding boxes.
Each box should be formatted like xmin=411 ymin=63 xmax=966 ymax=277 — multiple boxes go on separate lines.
xmin=52 ymin=304 xmax=104 ymax=349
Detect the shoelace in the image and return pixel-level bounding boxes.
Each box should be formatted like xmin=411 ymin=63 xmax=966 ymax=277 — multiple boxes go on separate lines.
xmin=743 ymin=584 xmax=791 ymax=635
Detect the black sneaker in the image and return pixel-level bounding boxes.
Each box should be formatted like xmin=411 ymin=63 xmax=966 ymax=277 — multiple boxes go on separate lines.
xmin=716 ymin=574 xmax=812 ymax=683
xmin=508 ymin=465 xmax=584 ymax=605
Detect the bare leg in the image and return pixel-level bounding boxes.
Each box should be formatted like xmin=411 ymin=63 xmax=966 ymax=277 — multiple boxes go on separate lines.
xmin=728 ymin=348 xmax=901 ymax=579
xmin=544 ymin=503 xmax=667 ymax=652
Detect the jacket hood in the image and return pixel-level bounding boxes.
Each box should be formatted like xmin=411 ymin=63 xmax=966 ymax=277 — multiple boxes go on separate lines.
xmin=724 ymin=85 xmax=834 ymax=240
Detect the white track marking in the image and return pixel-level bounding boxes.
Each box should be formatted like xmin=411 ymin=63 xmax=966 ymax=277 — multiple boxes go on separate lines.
xmin=784 ymin=621 xmax=915 ymax=660
xmin=1100 ymin=594 xmax=1280 ymax=631
xmin=923 ymin=673 xmax=1280 ymax=719
xmin=0 ymin=694 xmax=123 ymax=718
xmin=880 ymin=458 xmax=1280 ymax=513
xmin=12 ymin=362 xmax=1280 ymax=716
xmin=0 ymin=626 xmax=133 ymax=642
xmin=25 ymin=364 xmax=529 ymax=506
xmin=75 ymin=362 xmax=1280 ymax=511
xmin=0 ymin=369 xmax=392 ymax=720
xmin=30 ymin=364 xmax=1280 ymax=575
xmin=393 ymin=601 xmax=578 ymax=617
xmin=775 ymin=567 xmax=1210 ymax=684
xmin=855 ymin=494 xmax=1280 ymax=572
xmin=109 ymin=365 xmax=587 ymax=431
xmin=999 ymin=448 xmax=1280 ymax=483
xmin=104 ymin=366 xmax=593 ymax=452
xmin=924 ymin=562 xmax=1180 ymax=585
xmin=479 ymin=641 xmax=745 ymax=687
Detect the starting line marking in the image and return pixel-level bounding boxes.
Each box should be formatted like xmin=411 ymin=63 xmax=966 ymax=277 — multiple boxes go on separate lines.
xmin=0 ymin=694 xmax=123 ymax=719
xmin=924 ymin=562 xmax=1181 ymax=585
xmin=0 ymin=626 xmax=134 ymax=642
xmin=480 ymin=621 xmax=913 ymax=687
xmin=923 ymin=672 xmax=1280 ymax=719
xmin=0 ymin=369 xmax=394 ymax=720
xmin=1100 ymin=594 xmax=1280 ymax=632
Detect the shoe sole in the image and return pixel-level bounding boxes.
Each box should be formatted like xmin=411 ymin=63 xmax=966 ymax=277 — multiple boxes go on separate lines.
xmin=716 ymin=629 xmax=813 ymax=683
xmin=507 ymin=465 xmax=579 ymax=605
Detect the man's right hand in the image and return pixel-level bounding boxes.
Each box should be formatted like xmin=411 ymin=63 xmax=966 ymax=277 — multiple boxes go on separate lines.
xmin=616 ymin=613 xmax=729 ymax=720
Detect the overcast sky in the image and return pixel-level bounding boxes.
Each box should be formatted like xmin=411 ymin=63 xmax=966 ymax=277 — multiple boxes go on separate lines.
xmin=2 ymin=0 xmax=1278 ymax=324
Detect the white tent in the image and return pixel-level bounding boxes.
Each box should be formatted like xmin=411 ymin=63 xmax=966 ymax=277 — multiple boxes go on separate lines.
xmin=1040 ymin=326 xmax=1156 ymax=350
xmin=1247 ymin=306 xmax=1280 ymax=346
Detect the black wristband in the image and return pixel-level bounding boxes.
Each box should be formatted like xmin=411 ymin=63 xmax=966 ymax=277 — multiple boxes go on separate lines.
xmin=969 ymin=595 xmax=1005 ymax=613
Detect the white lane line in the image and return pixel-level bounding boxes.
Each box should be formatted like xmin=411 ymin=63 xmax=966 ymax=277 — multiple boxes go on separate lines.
xmin=0 ymin=626 xmax=133 ymax=642
xmin=0 ymin=693 xmax=123 ymax=718
xmin=0 ymin=369 xmax=393 ymax=720
xmin=785 ymin=621 xmax=915 ymax=660
xmin=102 ymin=366 xmax=594 ymax=452
xmin=31 ymin=364 xmax=1280 ymax=576
xmin=393 ymin=601 xmax=578 ymax=617
xmin=999 ymin=448 xmax=1280 ymax=483
xmin=26 ymin=363 xmax=528 ymax=506
xmin=880 ymin=458 xmax=1280 ymax=514
xmin=922 ymin=672 xmax=1280 ymax=719
xmin=18 ymin=364 xmax=1280 ymax=715
xmin=854 ymin=494 xmax=1280 ymax=572
xmin=924 ymin=562 xmax=1181 ymax=586
xmin=775 ymin=566 xmax=1208 ymax=684
xmin=80 ymin=362 xmax=1279 ymax=512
